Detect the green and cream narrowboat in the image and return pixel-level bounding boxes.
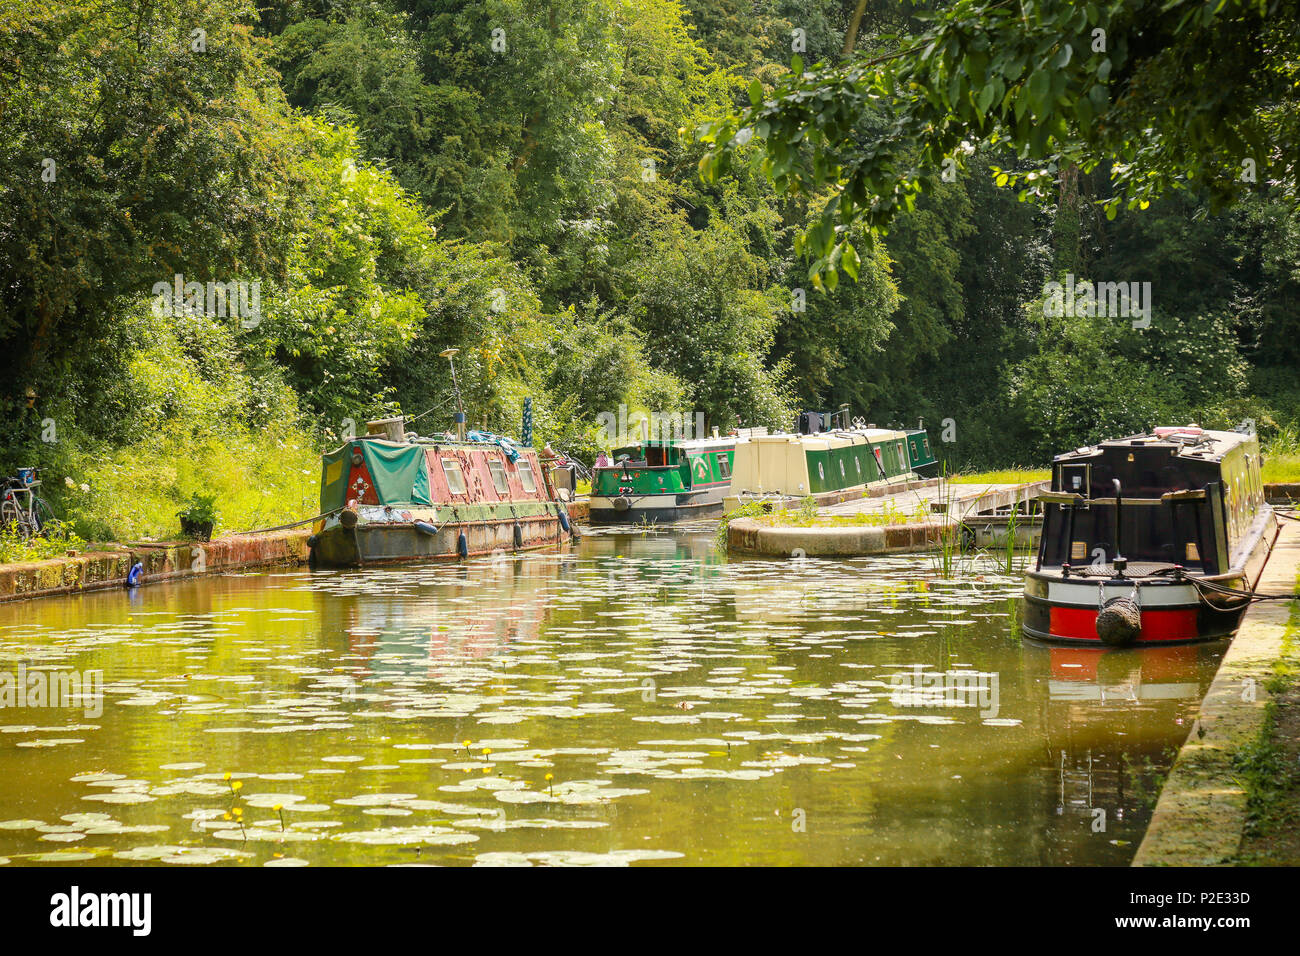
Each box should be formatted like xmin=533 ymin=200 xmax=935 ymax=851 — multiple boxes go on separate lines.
xmin=589 ymin=437 xmax=737 ymax=524
xmin=905 ymin=428 xmax=938 ymax=474
xmin=724 ymin=427 xmax=929 ymax=510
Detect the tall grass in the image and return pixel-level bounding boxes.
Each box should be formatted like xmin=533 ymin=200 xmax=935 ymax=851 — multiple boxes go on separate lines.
xmin=1262 ymin=425 xmax=1300 ymax=483
xmin=0 ymin=519 xmax=85 ymax=564
xmin=53 ymin=427 xmax=321 ymax=543
xmin=996 ymin=502 xmax=1023 ymax=575
xmin=931 ymin=475 xmax=964 ymax=578
xmin=715 ymin=499 xmax=772 ymax=551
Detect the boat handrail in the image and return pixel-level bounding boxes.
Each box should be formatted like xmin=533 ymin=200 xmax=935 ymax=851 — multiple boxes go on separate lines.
xmin=1037 ymin=492 xmax=1206 ymax=506
xmin=1036 ymin=491 xmax=1086 ymax=505
xmin=1160 ymin=488 xmax=1208 ymax=502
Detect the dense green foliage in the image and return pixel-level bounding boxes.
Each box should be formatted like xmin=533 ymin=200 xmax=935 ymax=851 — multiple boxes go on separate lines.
xmin=1 ymin=0 xmax=1296 ymax=542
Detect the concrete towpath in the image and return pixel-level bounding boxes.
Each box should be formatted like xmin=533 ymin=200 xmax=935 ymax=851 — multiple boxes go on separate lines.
xmin=726 ymin=480 xmax=1047 ymax=558
xmin=1132 ymin=516 xmax=1300 ymax=866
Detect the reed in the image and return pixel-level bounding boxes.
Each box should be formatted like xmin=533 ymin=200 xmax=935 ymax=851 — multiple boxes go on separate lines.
xmin=931 ymin=472 xmax=963 ymax=578
xmin=997 ymin=502 xmax=1022 ymax=576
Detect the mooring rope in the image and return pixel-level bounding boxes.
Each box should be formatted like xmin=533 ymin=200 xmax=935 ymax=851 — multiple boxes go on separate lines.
xmin=1185 ymin=574 xmax=1298 ymax=606
xmin=227 ymin=508 xmax=343 ymax=536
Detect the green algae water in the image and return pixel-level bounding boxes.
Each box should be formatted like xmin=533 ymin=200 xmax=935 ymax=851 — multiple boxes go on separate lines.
xmin=0 ymin=528 xmax=1224 ymax=866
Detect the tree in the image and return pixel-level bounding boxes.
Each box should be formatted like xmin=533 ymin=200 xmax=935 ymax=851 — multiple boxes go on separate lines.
xmin=621 ymin=216 xmax=794 ymax=428
xmin=0 ymin=0 xmax=305 ymax=404
xmin=699 ymin=0 xmax=1300 ymax=284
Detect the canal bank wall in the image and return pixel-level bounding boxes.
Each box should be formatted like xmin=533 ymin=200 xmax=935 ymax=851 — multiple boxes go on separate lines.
xmin=0 ymin=530 xmax=311 ymax=604
xmin=726 ymin=481 xmax=1045 ymax=558
xmin=1132 ymin=517 xmax=1300 ymax=867
xmin=1266 ymin=482 xmax=1299 ymax=504
xmin=728 ymin=519 xmax=945 ymax=557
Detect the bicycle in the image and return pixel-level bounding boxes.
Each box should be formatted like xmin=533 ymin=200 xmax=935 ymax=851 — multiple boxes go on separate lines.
xmin=1 ymin=468 xmax=46 ymax=539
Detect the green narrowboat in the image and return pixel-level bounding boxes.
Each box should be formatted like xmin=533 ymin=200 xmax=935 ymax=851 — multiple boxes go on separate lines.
xmin=589 ymin=436 xmax=737 ymax=523
xmin=724 ymin=427 xmax=924 ymax=509
xmin=905 ymin=429 xmax=938 ymax=474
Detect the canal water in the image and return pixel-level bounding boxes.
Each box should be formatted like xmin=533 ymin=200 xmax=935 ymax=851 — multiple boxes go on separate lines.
xmin=0 ymin=528 xmax=1222 ymax=866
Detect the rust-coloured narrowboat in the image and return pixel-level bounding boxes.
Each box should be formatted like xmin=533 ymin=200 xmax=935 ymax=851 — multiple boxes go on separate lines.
xmin=308 ymin=421 xmax=574 ymax=567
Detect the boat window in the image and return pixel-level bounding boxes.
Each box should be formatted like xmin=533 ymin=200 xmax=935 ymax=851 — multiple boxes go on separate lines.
xmin=717 ymin=455 xmax=731 ymax=478
xmin=516 ymin=459 xmax=537 ymax=493
xmin=488 ymin=458 xmax=509 ymax=495
xmin=442 ymin=459 xmax=467 ymax=495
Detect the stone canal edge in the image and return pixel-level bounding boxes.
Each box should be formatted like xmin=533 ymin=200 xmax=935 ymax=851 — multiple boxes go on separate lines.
xmin=0 ymin=530 xmax=312 ymax=603
xmin=0 ymin=500 xmax=592 ymax=603
xmin=1133 ymin=517 xmax=1300 ymax=866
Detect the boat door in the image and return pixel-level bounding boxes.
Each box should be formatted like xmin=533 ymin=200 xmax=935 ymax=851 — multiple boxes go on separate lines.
xmin=1060 ymin=462 xmax=1090 ymax=499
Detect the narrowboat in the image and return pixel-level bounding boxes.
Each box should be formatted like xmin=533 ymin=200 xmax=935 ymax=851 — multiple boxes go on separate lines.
xmin=588 ymin=436 xmax=737 ymax=524
xmin=723 ymin=425 xmax=927 ymax=510
xmin=1023 ymin=425 xmax=1279 ymax=645
xmin=905 ymin=428 xmax=938 ymax=474
xmin=308 ymin=418 xmax=574 ymax=567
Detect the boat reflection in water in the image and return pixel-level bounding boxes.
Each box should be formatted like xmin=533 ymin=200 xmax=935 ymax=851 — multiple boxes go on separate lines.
xmin=315 ymin=554 xmax=571 ymax=680
xmin=315 ymin=529 xmax=722 ymax=683
xmin=1022 ymin=638 xmax=1226 ymax=829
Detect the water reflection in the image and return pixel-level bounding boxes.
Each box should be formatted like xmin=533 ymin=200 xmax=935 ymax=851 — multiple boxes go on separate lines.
xmin=1024 ymin=640 xmax=1220 ymax=851
xmin=0 ymin=530 xmax=1220 ymax=866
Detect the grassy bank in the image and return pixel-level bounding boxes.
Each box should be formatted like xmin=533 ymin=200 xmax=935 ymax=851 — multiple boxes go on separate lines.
xmin=1263 ymin=454 xmax=1300 ymax=484
xmin=948 ymin=444 xmax=1298 ymax=486
xmin=2 ymin=427 xmax=322 ymax=566
xmin=951 ymin=468 xmax=1049 ymax=484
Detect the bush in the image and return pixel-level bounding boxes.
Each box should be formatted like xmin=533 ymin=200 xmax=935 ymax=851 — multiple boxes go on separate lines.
xmin=0 ymin=519 xmax=85 ymax=564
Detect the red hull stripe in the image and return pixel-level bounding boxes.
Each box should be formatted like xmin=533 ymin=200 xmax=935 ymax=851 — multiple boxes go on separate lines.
xmin=1048 ymin=606 xmax=1201 ymax=643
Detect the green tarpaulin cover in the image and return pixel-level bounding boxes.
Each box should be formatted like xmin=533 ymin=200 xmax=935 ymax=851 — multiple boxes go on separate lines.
xmin=319 ymin=441 xmax=432 ymax=510
xmin=362 ymin=441 xmax=431 ymax=506
xmin=319 ymin=445 xmax=353 ymax=512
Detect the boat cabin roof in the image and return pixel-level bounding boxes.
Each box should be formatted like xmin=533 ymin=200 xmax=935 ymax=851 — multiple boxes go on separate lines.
xmin=1054 ymin=427 xmax=1252 ymax=466
xmin=613 ymin=436 xmax=736 ymax=454
xmin=333 ymin=435 xmax=535 ymax=455
xmin=745 ymin=428 xmax=906 ymax=445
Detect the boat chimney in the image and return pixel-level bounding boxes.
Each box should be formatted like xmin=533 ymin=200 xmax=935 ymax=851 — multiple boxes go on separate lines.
xmin=366 ymin=416 xmax=406 ymax=443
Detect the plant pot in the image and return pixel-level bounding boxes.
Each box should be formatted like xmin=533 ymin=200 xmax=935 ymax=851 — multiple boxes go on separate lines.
xmin=180 ymin=519 xmax=213 ymax=542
